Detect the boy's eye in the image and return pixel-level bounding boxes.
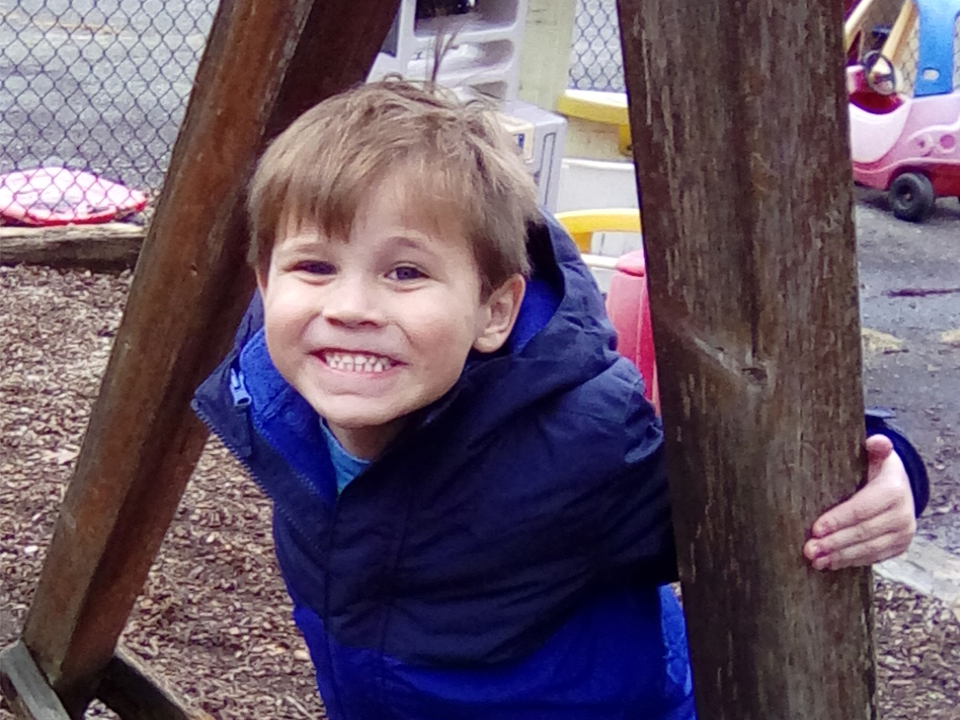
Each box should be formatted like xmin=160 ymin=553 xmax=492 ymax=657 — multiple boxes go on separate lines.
xmin=294 ymin=260 xmax=336 ymax=275
xmin=389 ymin=265 xmax=426 ymax=281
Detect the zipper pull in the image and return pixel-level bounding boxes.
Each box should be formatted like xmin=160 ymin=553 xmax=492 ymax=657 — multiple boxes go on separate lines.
xmin=229 ymin=367 xmax=252 ymax=407
xmin=228 ymin=368 xmax=253 ymax=457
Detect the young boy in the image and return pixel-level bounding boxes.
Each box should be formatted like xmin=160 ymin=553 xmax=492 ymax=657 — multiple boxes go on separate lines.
xmin=193 ymin=79 xmax=927 ymax=719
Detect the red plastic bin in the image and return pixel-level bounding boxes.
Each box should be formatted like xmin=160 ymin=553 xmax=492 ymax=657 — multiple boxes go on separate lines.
xmin=605 ymin=249 xmax=660 ymax=414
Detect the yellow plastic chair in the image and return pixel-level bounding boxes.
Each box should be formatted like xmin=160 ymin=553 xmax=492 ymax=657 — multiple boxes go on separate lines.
xmin=555 ymin=89 xmax=633 ymax=157
xmin=554 ymin=208 xmax=642 ymax=254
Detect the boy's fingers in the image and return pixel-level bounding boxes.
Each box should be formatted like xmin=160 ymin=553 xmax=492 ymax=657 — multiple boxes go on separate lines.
xmin=805 ymin=437 xmax=915 ymax=569
xmin=804 ymin=506 xmax=915 ymax=560
xmin=865 ymin=433 xmax=894 ymax=461
xmin=811 ymin=483 xmax=899 ymax=538
xmin=809 ymin=530 xmax=913 ymax=571
xmin=865 ymin=434 xmax=894 ymax=480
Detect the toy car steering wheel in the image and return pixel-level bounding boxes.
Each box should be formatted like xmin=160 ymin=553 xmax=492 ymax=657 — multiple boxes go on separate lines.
xmin=862 ymin=50 xmax=897 ymax=96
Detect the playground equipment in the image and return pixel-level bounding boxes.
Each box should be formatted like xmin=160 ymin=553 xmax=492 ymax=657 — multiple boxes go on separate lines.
xmin=368 ymin=1 xmax=566 ymax=211
xmin=368 ymin=0 xmax=528 ymax=99
xmin=498 ymin=99 xmax=566 ymax=211
xmin=845 ymin=0 xmax=960 ymax=221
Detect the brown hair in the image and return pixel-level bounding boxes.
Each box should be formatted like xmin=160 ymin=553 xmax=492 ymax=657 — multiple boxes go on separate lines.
xmin=247 ymin=78 xmax=540 ymax=297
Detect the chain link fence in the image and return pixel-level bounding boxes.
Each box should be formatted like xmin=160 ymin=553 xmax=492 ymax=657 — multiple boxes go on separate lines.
xmin=568 ymin=0 xmax=623 ymax=92
xmin=0 ymin=1 xmax=952 ymax=226
xmin=0 ymin=0 xmax=214 ymax=225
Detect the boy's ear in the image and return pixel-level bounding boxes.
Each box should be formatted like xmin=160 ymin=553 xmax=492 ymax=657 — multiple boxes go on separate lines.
xmin=473 ymin=274 xmax=526 ymax=354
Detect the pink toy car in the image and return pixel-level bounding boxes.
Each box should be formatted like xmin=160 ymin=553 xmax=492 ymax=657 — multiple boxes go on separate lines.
xmin=847 ymin=0 xmax=960 ymax=221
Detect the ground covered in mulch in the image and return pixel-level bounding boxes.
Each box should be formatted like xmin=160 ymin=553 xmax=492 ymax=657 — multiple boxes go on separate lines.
xmin=2 ymin=265 xmax=958 ymax=718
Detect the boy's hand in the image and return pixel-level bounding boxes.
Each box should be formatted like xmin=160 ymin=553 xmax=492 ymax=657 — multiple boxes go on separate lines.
xmin=803 ymin=434 xmax=916 ymax=571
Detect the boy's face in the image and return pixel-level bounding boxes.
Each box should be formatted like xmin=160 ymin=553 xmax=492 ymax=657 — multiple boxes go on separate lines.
xmin=257 ymin=179 xmax=524 ymax=459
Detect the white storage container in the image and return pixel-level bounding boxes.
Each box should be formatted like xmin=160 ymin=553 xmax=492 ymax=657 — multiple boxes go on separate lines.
xmin=369 ymin=0 xmax=529 ymax=100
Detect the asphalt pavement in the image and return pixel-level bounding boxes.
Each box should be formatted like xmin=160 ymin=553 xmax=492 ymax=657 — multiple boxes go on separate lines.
xmin=856 ymin=188 xmax=960 ymax=556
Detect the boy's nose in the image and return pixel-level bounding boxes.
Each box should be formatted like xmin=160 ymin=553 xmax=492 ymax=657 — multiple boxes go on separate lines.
xmin=320 ymin=276 xmax=384 ymax=327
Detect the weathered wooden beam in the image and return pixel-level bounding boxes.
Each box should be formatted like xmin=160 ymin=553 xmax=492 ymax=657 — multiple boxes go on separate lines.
xmin=0 ymin=224 xmax=144 ymax=271
xmin=95 ymin=649 xmax=214 ymax=720
xmin=7 ymin=0 xmax=400 ymax=716
xmin=0 ymin=643 xmax=71 ymax=720
xmin=617 ymin=1 xmax=874 ymax=719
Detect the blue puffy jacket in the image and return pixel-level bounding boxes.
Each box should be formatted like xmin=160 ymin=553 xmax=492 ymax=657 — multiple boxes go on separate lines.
xmin=192 ymin=215 xmax=926 ymax=720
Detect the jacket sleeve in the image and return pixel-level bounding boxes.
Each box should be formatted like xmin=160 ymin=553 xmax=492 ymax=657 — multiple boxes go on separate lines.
xmin=598 ymin=381 xmax=678 ymax=587
xmin=865 ymin=408 xmax=930 ymax=516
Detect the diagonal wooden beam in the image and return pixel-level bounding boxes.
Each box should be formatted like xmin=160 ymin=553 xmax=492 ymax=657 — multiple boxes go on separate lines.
xmin=617 ymin=0 xmax=875 ymax=718
xmin=95 ymin=649 xmax=215 ymax=720
xmin=5 ymin=0 xmax=399 ymax=716
xmin=0 ymin=643 xmax=71 ymax=720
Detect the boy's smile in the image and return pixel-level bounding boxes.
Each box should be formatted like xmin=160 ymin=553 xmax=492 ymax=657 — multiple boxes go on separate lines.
xmin=257 ymin=176 xmax=524 ymax=459
xmin=320 ymin=351 xmax=396 ymax=373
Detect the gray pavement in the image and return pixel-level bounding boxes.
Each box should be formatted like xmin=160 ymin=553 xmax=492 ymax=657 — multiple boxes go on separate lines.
xmin=876 ymin=537 xmax=960 ymax=616
xmin=856 ymin=188 xmax=960 ymax=557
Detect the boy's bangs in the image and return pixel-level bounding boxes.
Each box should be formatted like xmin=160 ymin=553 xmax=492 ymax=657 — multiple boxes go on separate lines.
xmin=382 ymin=157 xmax=480 ymax=238
xmin=277 ymin=151 xmax=388 ymax=243
xmin=280 ymin=151 xmax=476 ymax=245
xmin=248 ymin=79 xmax=536 ymax=286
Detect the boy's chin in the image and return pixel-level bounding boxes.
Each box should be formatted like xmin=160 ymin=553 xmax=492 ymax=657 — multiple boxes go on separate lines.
xmin=313 ymin=398 xmax=432 ymax=430
xmin=321 ymin=411 xmax=413 ymax=458
xmin=318 ymin=407 xmax=410 ymax=433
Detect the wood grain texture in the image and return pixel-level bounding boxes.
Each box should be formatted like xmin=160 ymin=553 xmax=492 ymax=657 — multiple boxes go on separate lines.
xmin=616 ymin=0 xmax=875 ymax=718
xmin=15 ymin=0 xmax=399 ymax=715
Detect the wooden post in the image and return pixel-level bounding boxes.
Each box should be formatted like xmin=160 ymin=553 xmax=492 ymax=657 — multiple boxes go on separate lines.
xmin=617 ymin=1 xmax=875 ymax=718
xmin=5 ymin=0 xmax=400 ymax=716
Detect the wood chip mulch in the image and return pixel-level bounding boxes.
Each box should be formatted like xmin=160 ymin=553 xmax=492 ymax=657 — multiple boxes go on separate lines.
xmin=2 ymin=265 xmax=958 ymax=719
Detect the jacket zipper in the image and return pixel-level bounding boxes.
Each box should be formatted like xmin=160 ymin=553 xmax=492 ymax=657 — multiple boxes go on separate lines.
xmin=194 ymin=367 xmax=324 ymax=553
xmin=196 ymin=367 xmax=353 ymax=716
xmin=200 ymin=364 xmax=427 ymax=715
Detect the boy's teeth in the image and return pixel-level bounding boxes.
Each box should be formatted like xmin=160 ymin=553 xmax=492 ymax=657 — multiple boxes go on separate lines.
xmin=326 ymin=352 xmax=393 ymax=373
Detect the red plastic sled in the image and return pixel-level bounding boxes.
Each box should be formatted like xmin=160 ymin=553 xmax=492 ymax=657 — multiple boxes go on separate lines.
xmin=0 ymin=167 xmax=147 ymax=226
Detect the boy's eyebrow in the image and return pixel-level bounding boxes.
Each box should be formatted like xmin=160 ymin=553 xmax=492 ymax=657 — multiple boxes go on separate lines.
xmin=275 ymin=228 xmax=447 ymax=253
xmin=389 ymin=224 xmax=460 ymax=251
xmin=276 ymin=233 xmax=329 ymax=251
xmin=389 ymin=234 xmax=432 ymax=252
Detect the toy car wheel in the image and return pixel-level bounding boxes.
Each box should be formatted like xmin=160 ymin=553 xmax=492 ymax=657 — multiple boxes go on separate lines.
xmin=888 ymin=173 xmax=935 ymax=222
